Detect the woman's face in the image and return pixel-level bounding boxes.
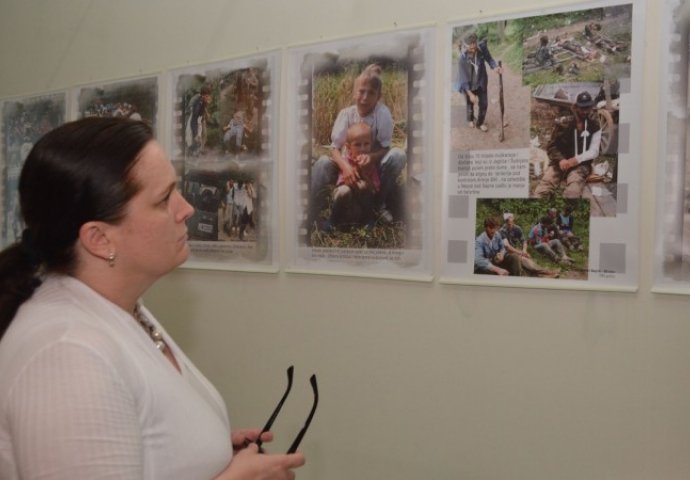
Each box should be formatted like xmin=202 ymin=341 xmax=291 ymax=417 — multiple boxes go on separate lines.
xmin=110 ymin=141 xmax=194 ymax=281
xmin=353 ymin=77 xmax=381 ymax=117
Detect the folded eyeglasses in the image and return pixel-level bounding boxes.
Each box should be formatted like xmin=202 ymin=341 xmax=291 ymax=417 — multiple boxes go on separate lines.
xmin=254 ymin=366 xmax=318 ymax=454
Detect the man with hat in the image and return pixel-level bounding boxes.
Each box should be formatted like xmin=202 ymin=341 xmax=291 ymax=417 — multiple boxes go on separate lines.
xmin=534 ymin=90 xmax=602 ymax=198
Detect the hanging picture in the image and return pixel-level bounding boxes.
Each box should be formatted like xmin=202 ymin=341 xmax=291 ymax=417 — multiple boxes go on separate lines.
xmin=285 ymin=27 xmax=435 ymax=280
xmin=169 ymin=52 xmax=280 ymax=272
xmin=1 ymin=91 xmax=67 ymax=248
xmin=654 ymin=0 xmax=690 ymax=293
xmin=441 ymin=0 xmax=643 ymax=290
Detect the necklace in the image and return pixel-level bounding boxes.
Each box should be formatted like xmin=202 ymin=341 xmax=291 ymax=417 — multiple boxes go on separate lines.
xmin=133 ymin=306 xmax=167 ymax=352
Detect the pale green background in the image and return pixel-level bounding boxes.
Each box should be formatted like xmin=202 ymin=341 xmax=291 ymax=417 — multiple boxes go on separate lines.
xmin=1 ymin=1 xmax=687 ymax=479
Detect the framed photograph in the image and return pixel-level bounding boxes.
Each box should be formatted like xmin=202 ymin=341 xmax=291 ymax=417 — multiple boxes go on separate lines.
xmin=168 ymin=52 xmax=280 ymax=272
xmin=654 ymin=0 xmax=690 ymax=293
xmin=1 ymin=91 xmax=67 ymax=248
xmin=285 ymin=28 xmax=435 ymax=280
xmin=72 ymin=75 xmax=160 ymax=133
xmin=441 ymin=0 xmax=643 ymax=290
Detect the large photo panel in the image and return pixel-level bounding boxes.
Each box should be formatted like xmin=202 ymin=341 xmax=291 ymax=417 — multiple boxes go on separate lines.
xmin=442 ymin=1 xmax=642 ymax=290
xmin=1 ymin=92 xmax=67 ymax=248
xmin=168 ymin=52 xmax=280 ymax=272
xmin=285 ymin=28 xmax=434 ymax=279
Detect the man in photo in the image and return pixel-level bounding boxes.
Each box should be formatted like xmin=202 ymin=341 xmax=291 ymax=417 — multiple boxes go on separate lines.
xmin=533 ymin=91 xmax=602 ymax=198
xmin=474 ymin=217 xmax=522 ymax=276
xmin=186 ymin=84 xmax=212 ymax=156
xmin=458 ymin=32 xmax=503 ymax=132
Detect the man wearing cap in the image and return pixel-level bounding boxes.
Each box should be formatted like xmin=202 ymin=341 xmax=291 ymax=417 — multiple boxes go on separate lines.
xmin=534 ymin=91 xmax=602 ymax=198
xmin=458 ymin=33 xmax=502 ymax=132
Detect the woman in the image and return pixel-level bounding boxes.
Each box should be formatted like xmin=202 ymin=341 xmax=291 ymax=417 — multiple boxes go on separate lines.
xmin=0 ymin=117 xmax=304 ymax=479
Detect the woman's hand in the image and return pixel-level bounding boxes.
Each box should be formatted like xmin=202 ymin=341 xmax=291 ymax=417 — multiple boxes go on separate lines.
xmin=232 ymin=428 xmax=273 ymax=453
xmin=214 ymin=443 xmax=305 ymax=480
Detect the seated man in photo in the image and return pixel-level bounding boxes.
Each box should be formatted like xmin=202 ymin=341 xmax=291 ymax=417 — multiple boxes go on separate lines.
xmin=500 ymin=212 xmax=560 ymax=278
xmin=533 ymin=91 xmax=602 ymax=198
xmin=474 ymin=217 xmax=522 ymax=276
xmin=528 ymin=216 xmax=574 ymax=264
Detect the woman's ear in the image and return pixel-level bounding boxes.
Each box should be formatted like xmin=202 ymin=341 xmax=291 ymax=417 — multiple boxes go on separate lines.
xmin=78 ymin=221 xmax=114 ymax=261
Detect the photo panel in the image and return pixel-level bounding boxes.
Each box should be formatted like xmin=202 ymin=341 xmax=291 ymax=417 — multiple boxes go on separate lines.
xmin=654 ymin=0 xmax=690 ymax=292
xmin=168 ymin=52 xmax=280 ymax=271
xmin=0 ymin=92 xmax=67 ymax=248
xmin=285 ymin=28 xmax=434 ymax=279
xmin=442 ymin=1 xmax=642 ymax=290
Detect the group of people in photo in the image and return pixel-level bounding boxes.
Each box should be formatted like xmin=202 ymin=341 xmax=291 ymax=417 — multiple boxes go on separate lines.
xmin=474 ymin=204 xmax=583 ymax=278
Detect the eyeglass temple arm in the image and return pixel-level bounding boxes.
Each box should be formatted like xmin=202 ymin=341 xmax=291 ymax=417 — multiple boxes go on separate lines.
xmin=287 ymin=374 xmax=318 ymax=454
xmin=256 ymin=365 xmax=294 ymax=448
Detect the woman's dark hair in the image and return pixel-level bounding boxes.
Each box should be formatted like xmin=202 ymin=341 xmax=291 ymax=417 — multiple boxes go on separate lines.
xmin=0 ymin=117 xmax=154 ymax=338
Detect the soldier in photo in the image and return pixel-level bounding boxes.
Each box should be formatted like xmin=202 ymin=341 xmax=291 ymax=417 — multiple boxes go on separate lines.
xmin=534 ymin=91 xmax=602 ymax=198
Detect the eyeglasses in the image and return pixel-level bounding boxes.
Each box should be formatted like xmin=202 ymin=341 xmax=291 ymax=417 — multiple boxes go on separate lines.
xmin=254 ymin=366 xmax=318 ymax=454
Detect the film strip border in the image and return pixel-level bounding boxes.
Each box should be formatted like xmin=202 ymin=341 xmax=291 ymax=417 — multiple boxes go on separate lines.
xmin=662 ymin=0 xmax=688 ymax=263
xmin=406 ymin=40 xmax=427 ymax=251
xmin=296 ymin=64 xmax=312 ymax=245
xmin=254 ymin=64 xmax=274 ymax=261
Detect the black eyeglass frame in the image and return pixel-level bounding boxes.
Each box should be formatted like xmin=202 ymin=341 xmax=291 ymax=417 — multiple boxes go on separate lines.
xmin=254 ymin=366 xmax=318 ymax=454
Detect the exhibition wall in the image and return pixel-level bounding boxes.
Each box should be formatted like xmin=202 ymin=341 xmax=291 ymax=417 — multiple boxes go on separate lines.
xmin=2 ymin=1 xmax=689 ymax=478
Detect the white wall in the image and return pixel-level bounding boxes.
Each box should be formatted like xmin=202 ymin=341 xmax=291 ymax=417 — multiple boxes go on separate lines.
xmin=2 ymin=1 xmax=689 ymax=479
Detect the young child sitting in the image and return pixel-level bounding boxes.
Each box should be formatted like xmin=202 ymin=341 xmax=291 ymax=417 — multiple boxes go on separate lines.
xmin=223 ymin=110 xmax=246 ymax=153
xmin=330 ymin=122 xmax=379 ymax=228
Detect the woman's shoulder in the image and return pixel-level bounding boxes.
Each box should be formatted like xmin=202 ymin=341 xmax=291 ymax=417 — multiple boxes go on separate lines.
xmin=0 ymin=276 xmax=137 ymax=378
xmin=373 ymin=102 xmax=392 ymax=115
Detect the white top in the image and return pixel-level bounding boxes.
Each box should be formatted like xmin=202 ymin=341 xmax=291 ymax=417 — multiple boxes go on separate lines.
xmin=0 ymin=275 xmax=232 ymax=480
xmin=330 ymin=103 xmax=394 ymax=151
